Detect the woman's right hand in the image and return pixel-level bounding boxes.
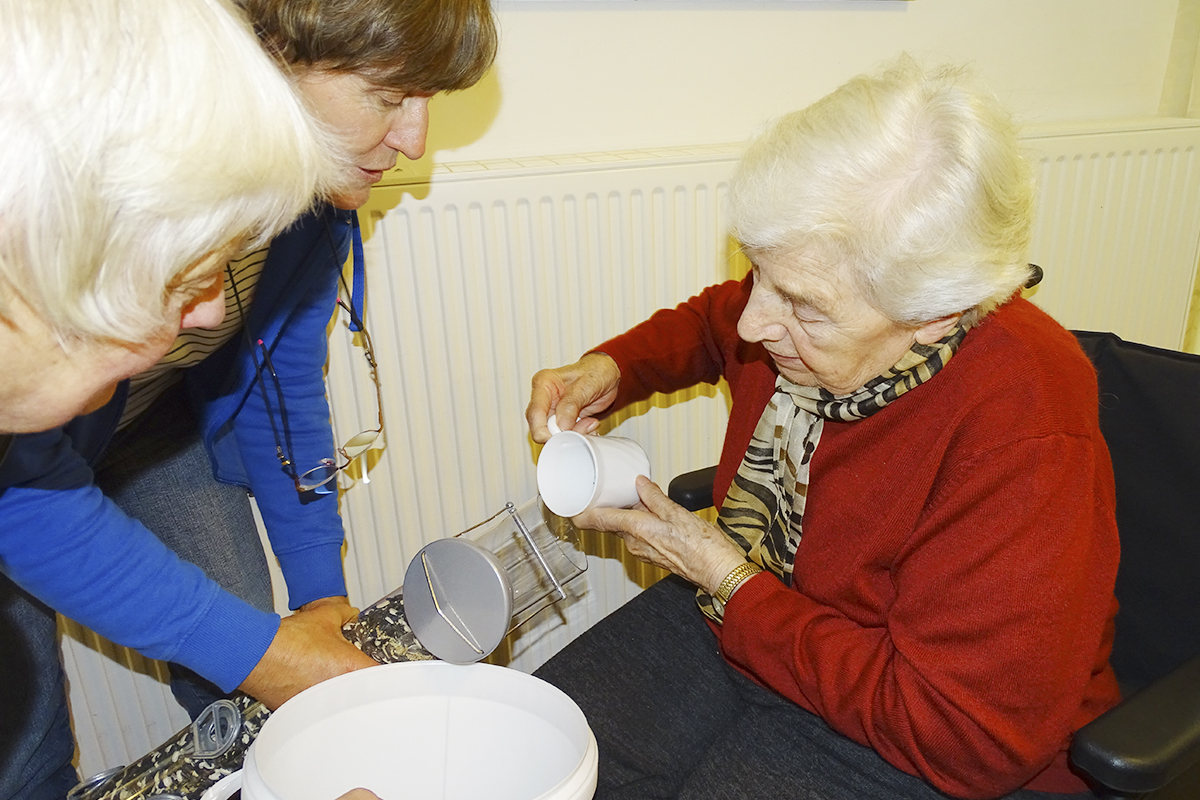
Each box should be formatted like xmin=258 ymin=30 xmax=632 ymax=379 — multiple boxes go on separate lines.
xmin=238 ymin=600 xmax=378 ymax=710
xmin=525 ymin=353 xmax=621 ymax=443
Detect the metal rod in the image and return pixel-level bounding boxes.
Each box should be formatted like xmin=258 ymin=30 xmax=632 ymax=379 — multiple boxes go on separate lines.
xmin=421 ymin=551 xmax=484 ymax=654
xmin=506 ymin=502 xmax=566 ymax=602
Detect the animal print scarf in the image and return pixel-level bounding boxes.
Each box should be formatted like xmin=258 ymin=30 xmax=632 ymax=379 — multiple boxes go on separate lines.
xmin=697 ymin=325 xmax=967 ymax=622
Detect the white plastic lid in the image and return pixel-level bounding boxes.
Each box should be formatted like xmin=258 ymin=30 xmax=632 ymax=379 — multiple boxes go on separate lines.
xmin=402 ymin=538 xmax=514 ymax=664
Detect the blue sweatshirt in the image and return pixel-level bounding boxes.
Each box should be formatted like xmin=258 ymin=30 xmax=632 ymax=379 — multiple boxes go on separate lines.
xmin=0 ymin=206 xmax=353 ymax=691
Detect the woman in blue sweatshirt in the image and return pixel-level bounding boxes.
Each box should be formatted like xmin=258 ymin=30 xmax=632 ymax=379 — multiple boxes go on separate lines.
xmin=0 ymin=2 xmax=496 ymax=800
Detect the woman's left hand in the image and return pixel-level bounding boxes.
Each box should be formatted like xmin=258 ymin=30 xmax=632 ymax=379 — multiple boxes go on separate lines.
xmin=575 ymin=475 xmax=748 ymax=595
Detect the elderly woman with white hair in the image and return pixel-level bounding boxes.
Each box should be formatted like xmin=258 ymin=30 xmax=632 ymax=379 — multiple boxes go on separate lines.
xmin=0 ymin=0 xmax=347 ymax=434
xmin=0 ymin=2 xmax=380 ymax=798
xmin=525 ymin=59 xmax=1121 ymax=800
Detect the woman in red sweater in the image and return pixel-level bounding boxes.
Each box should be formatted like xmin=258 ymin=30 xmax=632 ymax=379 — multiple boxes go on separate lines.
xmin=527 ymin=58 xmax=1119 ymax=800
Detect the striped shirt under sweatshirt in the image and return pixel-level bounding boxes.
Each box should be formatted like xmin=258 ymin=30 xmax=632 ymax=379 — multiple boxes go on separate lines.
xmin=117 ymin=246 xmax=267 ymax=429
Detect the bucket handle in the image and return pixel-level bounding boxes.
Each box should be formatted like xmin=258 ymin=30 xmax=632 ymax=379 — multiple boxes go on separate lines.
xmin=198 ymin=769 xmax=243 ymax=800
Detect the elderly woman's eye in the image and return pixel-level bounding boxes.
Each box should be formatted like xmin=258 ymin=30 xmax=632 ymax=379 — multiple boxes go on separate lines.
xmin=791 ymin=303 xmax=824 ymax=324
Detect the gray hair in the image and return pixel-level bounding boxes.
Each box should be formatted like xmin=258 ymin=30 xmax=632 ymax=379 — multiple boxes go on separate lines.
xmin=0 ymin=0 xmax=348 ymax=344
xmin=727 ymin=56 xmax=1035 ymax=328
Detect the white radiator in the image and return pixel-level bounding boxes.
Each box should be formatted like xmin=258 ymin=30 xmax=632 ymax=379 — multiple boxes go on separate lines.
xmin=1022 ymin=118 xmax=1200 ymax=348
xmin=61 ymin=121 xmax=1200 ymax=778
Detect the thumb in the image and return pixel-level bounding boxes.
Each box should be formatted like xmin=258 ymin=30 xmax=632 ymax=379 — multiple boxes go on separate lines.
xmin=550 ymin=397 xmax=586 ymax=434
xmin=633 ymin=475 xmax=678 ymax=517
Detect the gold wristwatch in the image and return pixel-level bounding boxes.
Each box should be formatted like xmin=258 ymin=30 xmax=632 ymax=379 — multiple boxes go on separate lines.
xmin=711 ymin=562 xmax=763 ymax=621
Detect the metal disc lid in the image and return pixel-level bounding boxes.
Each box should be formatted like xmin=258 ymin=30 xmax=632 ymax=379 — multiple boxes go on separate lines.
xmin=402 ymin=538 xmax=514 ymax=664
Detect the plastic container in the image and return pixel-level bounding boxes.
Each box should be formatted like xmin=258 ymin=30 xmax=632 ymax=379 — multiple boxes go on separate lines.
xmin=201 ymin=662 xmax=596 ymax=800
xmin=400 ymin=498 xmax=589 ymax=664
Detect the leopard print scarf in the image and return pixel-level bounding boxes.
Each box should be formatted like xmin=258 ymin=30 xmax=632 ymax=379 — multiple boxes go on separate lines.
xmin=697 ymin=325 xmax=967 ymax=622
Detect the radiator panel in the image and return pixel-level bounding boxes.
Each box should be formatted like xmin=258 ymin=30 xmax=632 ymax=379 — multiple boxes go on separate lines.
xmin=1023 ymin=121 xmax=1200 ymax=347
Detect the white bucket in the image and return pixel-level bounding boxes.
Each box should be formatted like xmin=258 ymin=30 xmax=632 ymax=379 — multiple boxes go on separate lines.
xmin=204 ymin=662 xmax=597 ymax=800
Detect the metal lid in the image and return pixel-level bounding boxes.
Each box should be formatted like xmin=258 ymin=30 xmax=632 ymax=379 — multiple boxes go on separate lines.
xmin=402 ymin=538 xmax=514 ymax=664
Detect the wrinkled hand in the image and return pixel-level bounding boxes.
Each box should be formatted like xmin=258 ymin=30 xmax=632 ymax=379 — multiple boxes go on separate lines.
xmin=576 ymin=476 xmax=747 ymax=595
xmin=526 ymin=353 xmax=621 ymax=443
xmin=239 ymin=595 xmax=378 ymax=710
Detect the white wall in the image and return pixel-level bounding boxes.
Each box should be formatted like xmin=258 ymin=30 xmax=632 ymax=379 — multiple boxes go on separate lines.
xmin=409 ymin=0 xmax=1182 ymax=170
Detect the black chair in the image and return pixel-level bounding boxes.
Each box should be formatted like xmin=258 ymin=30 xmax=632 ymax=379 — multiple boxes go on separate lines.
xmin=667 ymin=330 xmax=1200 ymax=800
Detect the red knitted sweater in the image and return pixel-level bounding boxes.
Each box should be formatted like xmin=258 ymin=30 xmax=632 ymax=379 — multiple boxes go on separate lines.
xmin=596 ymin=276 xmax=1121 ymax=799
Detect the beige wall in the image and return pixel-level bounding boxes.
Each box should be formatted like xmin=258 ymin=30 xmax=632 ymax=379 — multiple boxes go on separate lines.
xmin=409 ymin=0 xmax=1182 ymax=172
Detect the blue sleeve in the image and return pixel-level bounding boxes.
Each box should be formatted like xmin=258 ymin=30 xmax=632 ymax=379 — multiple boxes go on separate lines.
xmin=235 ymin=243 xmax=349 ymax=609
xmin=0 ymin=430 xmax=279 ymax=692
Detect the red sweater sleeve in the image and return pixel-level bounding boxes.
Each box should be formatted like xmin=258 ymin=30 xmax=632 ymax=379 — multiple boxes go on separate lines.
xmin=593 ymin=277 xmax=757 ymax=411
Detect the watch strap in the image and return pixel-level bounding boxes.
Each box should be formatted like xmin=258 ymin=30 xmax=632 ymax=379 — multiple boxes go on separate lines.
xmin=714 ymin=562 xmax=763 ymax=606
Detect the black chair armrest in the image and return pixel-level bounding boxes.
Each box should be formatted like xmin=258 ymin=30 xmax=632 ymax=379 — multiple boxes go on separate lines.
xmin=1070 ymin=652 xmax=1200 ymax=796
xmin=667 ymin=466 xmax=718 ymax=512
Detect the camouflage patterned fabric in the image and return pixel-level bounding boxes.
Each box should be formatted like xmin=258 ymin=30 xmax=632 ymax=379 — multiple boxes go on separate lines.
xmin=341 ymin=586 xmax=435 ymax=664
xmin=69 ymin=592 xmax=432 ymax=800
xmin=66 ymin=692 xmax=269 ymax=800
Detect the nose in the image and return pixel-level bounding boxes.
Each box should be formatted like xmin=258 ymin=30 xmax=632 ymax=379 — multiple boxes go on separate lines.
xmin=385 ymin=96 xmax=430 ymax=160
xmin=180 ymin=281 xmax=226 ymax=330
xmin=737 ymin=282 xmax=787 ymax=344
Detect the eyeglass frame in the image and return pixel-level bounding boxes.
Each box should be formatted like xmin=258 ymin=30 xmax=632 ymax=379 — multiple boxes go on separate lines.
xmin=229 ymin=263 xmax=384 ymax=495
xmin=295 ymin=293 xmax=384 ymax=492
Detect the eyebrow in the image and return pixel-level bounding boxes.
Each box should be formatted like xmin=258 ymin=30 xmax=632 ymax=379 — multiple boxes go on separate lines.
xmin=750 ymin=262 xmax=834 ymax=315
xmin=774 ymin=280 xmax=834 ymax=317
xmin=783 ymin=288 xmax=829 ymax=312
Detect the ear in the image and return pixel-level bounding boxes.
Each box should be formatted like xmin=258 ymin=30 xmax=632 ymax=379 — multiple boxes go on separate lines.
xmin=914 ymin=312 xmax=962 ymax=345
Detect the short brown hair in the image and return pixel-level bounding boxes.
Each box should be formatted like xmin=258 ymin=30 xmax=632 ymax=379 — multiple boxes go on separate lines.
xmin=237 ymin=0 xmax=496 ymax=93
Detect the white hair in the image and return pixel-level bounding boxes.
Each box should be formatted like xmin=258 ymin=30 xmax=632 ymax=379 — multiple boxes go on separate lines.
xmin=0 ymin=0 xmax=350 ymax=343
xmin=728 ymin=56 xmax=1035 ymax=328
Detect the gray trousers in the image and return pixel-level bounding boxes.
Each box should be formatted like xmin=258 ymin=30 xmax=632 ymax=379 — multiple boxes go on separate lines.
xmin=533 ymin=575 xmax=1096 ymax=800
xmin=0 ymin=383 xmax=276 ymax=800
xmin=93 ymin=381 xmax=276 ymax=717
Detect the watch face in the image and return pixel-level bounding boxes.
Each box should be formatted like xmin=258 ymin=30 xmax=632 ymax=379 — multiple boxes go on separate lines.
xmin=711 ymin=597 xmax=725 ymax=619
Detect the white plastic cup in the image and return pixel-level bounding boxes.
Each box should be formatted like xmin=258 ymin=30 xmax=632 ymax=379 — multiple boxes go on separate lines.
xmin=536 ymin=415 xmax=651 ymax=517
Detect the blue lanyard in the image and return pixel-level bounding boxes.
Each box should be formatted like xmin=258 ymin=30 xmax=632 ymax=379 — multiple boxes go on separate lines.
xmin=348 ymin=212 xmax=366 ymax=332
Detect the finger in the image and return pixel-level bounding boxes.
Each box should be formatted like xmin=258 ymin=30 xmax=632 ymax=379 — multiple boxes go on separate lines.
xmin=528 ymin=412 xmax=554 ymax=443
xmin=574 ymin=504 xmax=656 ymax=535
xmin=551 ymin=394 xmax=585 ymax=435
xmin=559 ymin=383 xmax=614 ymax=431
xmin=526 ymin=404 xmax=550 ymax=442
xmin=526 ymin=371 xmax=564 ymax=442
xmin=633 ymin=475 xmax=682 ymax=518
xmin=555 ymin=377 xmax=612 ymax=434
xmin=337 ymin=790 xmax=382 ymax=800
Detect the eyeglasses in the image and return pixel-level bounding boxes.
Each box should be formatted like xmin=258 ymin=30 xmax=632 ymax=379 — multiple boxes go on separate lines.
xmin=230 ymin=265 xmax=384 ymax=495
xmin=294 ymin=295 xmax=384 ymax=492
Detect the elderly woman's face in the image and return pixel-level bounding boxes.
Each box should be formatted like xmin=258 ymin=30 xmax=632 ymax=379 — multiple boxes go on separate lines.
xmin=296 ymin=70 xmax=431 ymax=211
xmin=1 ymin=245 xmax=233 ymax=433
xmin=737 ymin=252 xmax=955 ymax=396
